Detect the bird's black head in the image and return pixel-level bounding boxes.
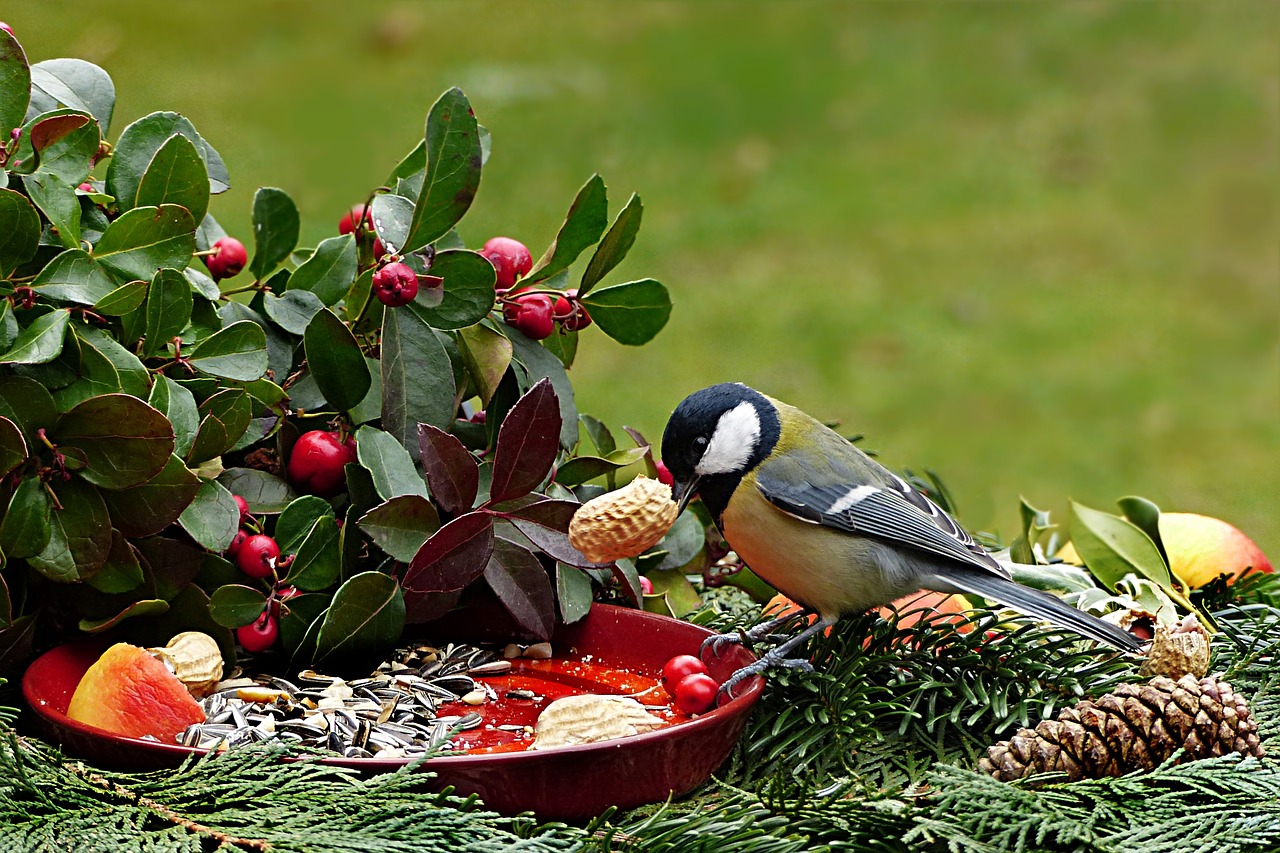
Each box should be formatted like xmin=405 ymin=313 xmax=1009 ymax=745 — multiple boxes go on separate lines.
xmin=661 ymin=383 xmax=781 ymax=521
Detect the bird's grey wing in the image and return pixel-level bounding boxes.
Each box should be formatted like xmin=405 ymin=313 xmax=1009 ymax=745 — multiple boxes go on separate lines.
xmin=754 ymin=452 xmax=1009 ymax=578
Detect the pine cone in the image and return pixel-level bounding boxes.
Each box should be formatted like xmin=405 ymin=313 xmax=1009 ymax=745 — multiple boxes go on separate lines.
xmin=980 ymin=674 xmax=1264 ymax=784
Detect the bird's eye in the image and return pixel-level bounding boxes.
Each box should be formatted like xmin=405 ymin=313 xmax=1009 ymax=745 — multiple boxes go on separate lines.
xmin=693 ymin=436 xmax=709 ymax=449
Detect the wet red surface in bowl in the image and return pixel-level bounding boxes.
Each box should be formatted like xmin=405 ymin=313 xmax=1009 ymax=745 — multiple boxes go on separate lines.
xmin=22 ymin=604 xmax=764 ymax=820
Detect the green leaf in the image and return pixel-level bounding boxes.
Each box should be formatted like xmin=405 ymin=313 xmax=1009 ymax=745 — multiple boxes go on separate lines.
xmin=303 ymin=308 xmax=370 ymax=412
xmin=650 ymin=510 xmax=705 ymax=571
xmin=554 ymin=447 xmax=650 ymax=488
xmin=178 ymin=478 xmax=239 ymax=552
xmin=403 ymin=88 xmax=482 ymax=253
xmin=219 ymin=301 xmax=291 ymax=385
xmin=556 ymin=563 xmax=594 ymax=624
xmin=19 ymin=108 xmax=99 ymax=185
xmin=249 ymin=187 xmax=299 ymax=279
xmin=79 ymin=599 xmax=169 ymax=634
xmin=410 ymin=249 xmax=495 ymax=330
xmin=348 ymin=356 xmax=384 ymax=426
xmin=0 ymin=301 xmax=14 ymax=352
xmin=49 ymin=334 xmax=122 ymax=411
xmin=92 ymin=204 xmax=196 ymax=282
xmin=141 ymin=268 xmax=194 ymax=357
xmin=525 ymin=174 xmax=609 ymax=285
xmin=0 ymin=475 xmax=51 ymax=559
xmin=456 ymin=322 xmax=512 ymax=406
xmin=380 ymin=305 xmax=455 ymax=454
xmin=93 ymin=280 xmax=148 ymax=316
xmin=26 ymin=477 xmax=112 ymax=582
xmin=53 ymin=393 xmax=174 ymax=490
xmin=313 ymin=572 xmax=405 ymax=667
xmin=0 ymin=188 xmax=41 ymax=278
xmin=264 ymin=289 xmax=324 ymax=336
xmin=580 ymin=192 xmax=642 ymax=295
xmin=283 ymin=516 xmax=342 ymax=591
xmin=354 ymin=425 xmax=428 ymax=501
xmin=74 ymin=324 xmax=149 ymax=398
xmin=1117 ymin=495 xmax=1170 ymax=570
xmin=369 ymin=193 xmax=413 ymax=259
xmin=358 ymin=495 xmax=441 ymax=562
xmin=186 ymin=388 xmax=252 ymax=465
xmin=0 ymin=415 xmax=25 ymax=476
xmin=0 ymin=374 xmax=57 ymax=441
xmin=135 ymin=132 xmax=210 ymax=224
xmin=1069 ymin=499 xmax=1173 ymax=592
xmin=27 ymin=58 xmax=115 ymax=135
xmin=0 ymin=309 xmax=70 ymax=365
xmin=187 ymin=320 xmax=268 ymax=381
xmin=209 ymin=584 xmax=268 ymax=629
xmin=504 ymin=325 xmax=579 ymax=450
xmin=106 ymin=112 xmax=227 ymax=210
xmin=0 ymin=29 xmax=30 ymax=140
xmin=274 ymin=496 xmax=334 ymax=554
xmin=645 ymin=566 xmax=704 ymax=618
xmin=216 ymin=467 xmax=296 ymax=514
xmin=285 ymin=234 xmax=357 ymax=307
xmin=183 ymin=265 xmax=220 ymax=301
xmin=86 ymin=529 xmax=144 ymax=594
xmin=580 ymin=278 xmax=671 ymax=345
xmin=29 ymin=248 xmax=116 ymax=305
xmin=101 ymin=453 xmax=200 ymax=537
xmin=24 ymin=172 xmax=80 ymax=248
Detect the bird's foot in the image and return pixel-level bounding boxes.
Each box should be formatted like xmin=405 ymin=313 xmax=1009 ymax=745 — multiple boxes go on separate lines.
xmin=699 ymin=609 xmax=816 ymax=662
xmin=714 ymin=615 xmax=835 ymax=702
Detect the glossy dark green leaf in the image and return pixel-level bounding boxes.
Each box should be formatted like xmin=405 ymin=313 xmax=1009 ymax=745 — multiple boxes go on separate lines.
xmin=0 ymin=302 xmax=14 ymax=352
xmin=504 ymin=325 xmax=578 ymax=450
xmin=219 ymin=301 xmax=291 ymax=385
xmin=274 ymin=495 xmax=334 ymax=554
xmin=216 ymin=467 xmax=296 ymax=514
xmin=303 ymin=308 xmax=369 ymax=412
xmin=541 ymin=328 xmax=578 ymax=369
xmin=286 ymin=233 xmax=357 ymax=307
xmin=92 ymin=204 xmax=196 ymax=282
xmin=358 ymin=495 xmax=441 ymax=562
xmin=0 ymin=614 xmax=37 ymax=673
xmin=580 ymin=278 xmax=671 ymax=346
xmin=489 ymin=378 xmax=560 ymax=503
xmin=554 ymin=447 xmax=650 ymax=488
xmin=0 ymin=376 xmax=55 ymax=443
xmin=417 ymin=423 xmax=479 ymax=516
xmin=135 ymin=132 xmax=209 ymax=224
xmin=651 ymin=510 xmax=705 ymax=571
xmin=1070 ymin=499 xmax=1172 ymax=592
xmin=0 ymin=415 xmax=25 ymax=476
xmin=85 ymin=529 xmax=144 ymax=594
xmin=79 ymin=599 xmax=169 ymax=634
xmin=249 ymin=186 xmax=299 ymax=279
xmin=187 ymin=320 xmax=268 ymax=381
xmin=54 ymin=393 xmax=173 ymax=489
xmin=27 ymin=58 xmax=115 ymax=135
xmin=644 ymin=567 xmax=703 ymax=618
xmin=0 ymin=29 xmax=30 ymax=140
xmin=525 ymin=174 xmax=608 ymax=285
xmin=209 ymin=584 xmax=269 ymax=629
xmin=313 ymin=572 xmax=405 ymax=667
xmin=282 ymin=515 xmax=342 ymax=591
xmin=106 ymin=111 xmax=227 ymax=210
xmin=186 ymin=388 xmax=252 ymax=465
xmin=380 ymin=303 xmax=455 ymax=454
xmin=74 ymin=324 xmax=150 ymax=397
xmin=580 ymin=192 xmax=642 ymax=295
xmin=0 ymin=188 xmax=41 ymax=278
xmin=264 ymin=289 xmax=324 ymax=336
xmin=456 ymin=322 xmax=512 ymax=406
xmin=24 ymin=172 xmax=80 ymax=248
xmin=18 ymin=108 xmax=99 ymax=185
xmin=178 ymin=478 xmax=239 ymax=552
xmin=48 ymin=334 xmax=121 ymax=411
xmin=0 ymin=475 xmax=52 ymax=559
xmin=369 ymin=193 xmax=413 ymax=258
xmin=147 ymin=374 xmax=199 ymax=458
xmin=484 ymin=537 xmax=555 ymax=640
xmin=581 ymin=414 xmax=616 ymax=457
xmin=27 ymin=477 xmax=112 ymax=582
xmin=102 ymin=453 xmax=200 ymax=537
xmin=409 ymin=250 xmax=495 ymax=330
xmin=93 ymin=280 xmax=148 ymax=316
xmin=403 ymin=511 xmax=494 ymax=595
xmin=404 ymin=88 xmax=482 ymax=253
xmin=0 ymin=308 xmax=70 ymax=365
xmin=29 ymin=248 xmax=116 ymax=305
xmin=556 ymin=563 xmax=594 ymax=624
xmin=141 ymin=268 xmax=194 ymax=357
xmin=183 ymin=266 xmax=220 ymax=301
xmin=354 ymin=425 xmax=428 ymax=501
xmin=278 ymin=591 xmax=328 ymax=657
xmin=347 ymin=356 xmax=383 ymax=426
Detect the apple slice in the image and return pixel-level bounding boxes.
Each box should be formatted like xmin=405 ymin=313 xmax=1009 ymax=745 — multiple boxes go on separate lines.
xmin=66 ymin=643 xmax=206 ymax=741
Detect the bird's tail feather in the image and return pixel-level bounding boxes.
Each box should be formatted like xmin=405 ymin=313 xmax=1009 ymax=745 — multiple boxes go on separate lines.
xmin=933 ymin=568 xmax=1143 ymax=652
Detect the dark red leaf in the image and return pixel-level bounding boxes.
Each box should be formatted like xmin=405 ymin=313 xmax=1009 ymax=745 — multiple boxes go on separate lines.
xmin=488 ymin=377 xmax=560 ymax=504
xmin=403 ymin=588 xmax=464 ymax=625
xmin=510 ymin=517 xmax=610 ymax=568
xmin=492 ymin=496 xmax=579 ymax=532
xmin=417 ymin=423 xmax=479 ymax=515
xmin=402 ymin=511 xmax=494 ymax=595
xmin=484 ymin=537 xmax=555 ymax=640
xmin=31 ymin=114 xmax=91 ymax=153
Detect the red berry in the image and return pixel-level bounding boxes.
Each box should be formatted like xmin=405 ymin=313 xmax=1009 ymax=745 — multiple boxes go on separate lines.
xmin=232 ymin=494 xmax=250 ymax=526
xmin=553 ymin=294 xmax=572 ymax=318
xmin=237 ymin=611 xmax=279 ymax=653
xmin=503 ymin=293 xmax=555 ymax=340
xmin=287 ymin=430 xmax=357 ymax=497
xmin=480 ymin=237 xmax=533 ymax=289
xmin=226 ymin=529 xmax=249 ymax=558
xmin=236 ymin=534 xmax=280 ymax=579
xmin=673 ymin=672 xmax=719 ymax=715
xmin=655 ymin=460 xmax=675 ymax=487
xmin=77 ymin=181 xmax=94 ymax=193
xmin=338 ymin=203 xmax=373 ymax=236
xmin=204 ymin=237 xmax=247 ymax=281
xmin=372 ymin=262 xmax=419 ymax=307
xmin=557 ymin=288 xmax=592 ymax=332
xmin=639 ymin=575 xmax=654 ymax=595
xmin=661 ymin=654 xmax=709 ymax=696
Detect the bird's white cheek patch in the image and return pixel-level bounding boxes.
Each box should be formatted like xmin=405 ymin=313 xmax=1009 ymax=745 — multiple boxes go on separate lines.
xmin=695 ymin=402 xmax=761 ymax=475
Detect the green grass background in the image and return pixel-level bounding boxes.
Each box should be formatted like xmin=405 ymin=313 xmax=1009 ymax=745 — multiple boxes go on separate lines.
xmin=10 ymin=2 xmax=1277 ymax=557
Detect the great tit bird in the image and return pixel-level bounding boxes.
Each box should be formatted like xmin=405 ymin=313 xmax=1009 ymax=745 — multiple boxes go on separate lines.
xmin=661 ymin=383 xmax=1141 ymax=695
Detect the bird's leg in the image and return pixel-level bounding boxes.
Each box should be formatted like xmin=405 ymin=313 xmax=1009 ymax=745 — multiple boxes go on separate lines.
xmin=717 ymin=616 xmax=837 ymax=701
xmin=699 ymin=608 xmax=816 ymax=660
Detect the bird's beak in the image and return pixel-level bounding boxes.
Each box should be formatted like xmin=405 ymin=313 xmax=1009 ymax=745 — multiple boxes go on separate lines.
xmin=672 ymin=475 xmax=700 ymax=514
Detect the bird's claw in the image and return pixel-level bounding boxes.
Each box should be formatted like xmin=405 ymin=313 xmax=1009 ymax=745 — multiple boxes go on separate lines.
xmin=714 ymin=653 xmax=814 ymax=703
xmin=699 ymin=631 xmax=746 ymax=662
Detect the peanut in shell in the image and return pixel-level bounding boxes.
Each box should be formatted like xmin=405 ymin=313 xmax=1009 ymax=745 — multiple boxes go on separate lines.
xmin=568 ymin=476 xmax=679 ymax=563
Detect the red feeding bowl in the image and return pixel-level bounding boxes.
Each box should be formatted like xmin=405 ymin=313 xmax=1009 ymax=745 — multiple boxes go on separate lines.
xmin=22 ymin=604 xmax=764 ymax=821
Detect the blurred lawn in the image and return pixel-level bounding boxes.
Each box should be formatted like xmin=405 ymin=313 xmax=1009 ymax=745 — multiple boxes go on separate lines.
xmin=12 ymin=2 xmax=1278 ymax=555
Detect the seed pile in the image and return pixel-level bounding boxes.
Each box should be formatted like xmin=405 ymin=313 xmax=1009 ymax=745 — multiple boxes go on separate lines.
xmin=178 ymin=642 xmax=540 ymax=759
